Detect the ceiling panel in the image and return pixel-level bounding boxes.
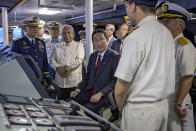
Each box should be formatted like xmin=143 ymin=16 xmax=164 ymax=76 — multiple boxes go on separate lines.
xmin=4 ymin=0 xmax=123 ymax=24
xmin=0 ymin=0 xmax=23 ymax=11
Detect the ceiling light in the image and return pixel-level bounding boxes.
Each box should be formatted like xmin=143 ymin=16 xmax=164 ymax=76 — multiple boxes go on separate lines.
xmin=39 ymin=8 xmax=61 ymax=15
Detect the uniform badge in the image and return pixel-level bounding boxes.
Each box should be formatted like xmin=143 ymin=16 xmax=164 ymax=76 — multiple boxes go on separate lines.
xmin=162 ymin=5 xmax=168 ymax=13
xmin=103 ymin=59 xmax=108 ymax=65
xmin=23 ymin=41 xmax=27 ymax=45
xmin=38 ymin=41 xmax=44 ymax=52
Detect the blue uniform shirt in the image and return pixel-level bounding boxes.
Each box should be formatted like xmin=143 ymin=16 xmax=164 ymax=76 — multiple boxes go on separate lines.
xmin=45 ymin=38 xmax=59 ymax=79
xmin=11 ymin=36 xmax=49 ymax=77
xmin=46 ymin=38 xmax=59 ymax=61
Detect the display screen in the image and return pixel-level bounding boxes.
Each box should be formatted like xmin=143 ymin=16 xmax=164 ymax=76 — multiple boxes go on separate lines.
xmin=0 ymin=27 xmax=22 ymax=43
xmin=6 ymin=96 xmax=28 ymax=103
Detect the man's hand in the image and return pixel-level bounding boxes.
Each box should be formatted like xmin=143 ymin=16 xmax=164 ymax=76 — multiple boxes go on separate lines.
xmin=56 ymin=66 xmax=67 ymax=78
xmin=90 ymin=92 xmax=103 ymax=103
xmin=174 ymin=104 xmax=187 ymax=122
xmin=42 ymin=79 xmax=48 ymax=87
xmin=70 ymin=90 xmax=80 ymax=98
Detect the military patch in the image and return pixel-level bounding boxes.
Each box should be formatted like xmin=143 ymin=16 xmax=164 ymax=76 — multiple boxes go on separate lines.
xmin=24 ymin=45 xmax=30 ymax=49
xmin=177 ymin=37 xmax=189 ymax=46
xmin=38 ymin=41 xmax=44 ymax=52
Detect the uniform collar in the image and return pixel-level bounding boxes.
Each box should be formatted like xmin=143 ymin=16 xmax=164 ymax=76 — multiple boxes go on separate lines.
xmin=109 ymin=35 xmax=114 ymax=42
xmin=26 ymin=35 xmax=35 ymax=42
xmin=137 ymin=15 xmax=156 ymax=27
xmin=174 ymin=33 xmax=183 ymax=41
xmin=50 ymin=37 xmax=59 ymax=43
xmin=98 ymin=48 xmax=107 ymax=58
xmin=80 ymin=38 xmax=86 ymax=41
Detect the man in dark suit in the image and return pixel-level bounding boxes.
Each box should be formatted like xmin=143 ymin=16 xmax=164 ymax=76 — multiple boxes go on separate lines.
xmin=108 ymin=23 xmax=129 ymax=122
xmin=111 ymin=23 xmax=129 ymax=54
xmin=11 ymin=16 xmax=49 ymax=80
xmin=105 ymin=24 xmax=117 ymax=48
xmin=70 ymin=29 xmax=120 ymax=113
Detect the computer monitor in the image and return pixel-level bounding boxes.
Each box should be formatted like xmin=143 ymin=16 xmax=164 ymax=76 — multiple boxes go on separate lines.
xmin=0 ymin=26 xmax=22 ymax=43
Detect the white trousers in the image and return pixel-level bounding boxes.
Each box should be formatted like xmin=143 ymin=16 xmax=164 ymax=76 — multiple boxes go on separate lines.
xmin=168 ymin=94 xmax=195 ymax=131
xmin=121 ymin=98 xmax=169 ymax=131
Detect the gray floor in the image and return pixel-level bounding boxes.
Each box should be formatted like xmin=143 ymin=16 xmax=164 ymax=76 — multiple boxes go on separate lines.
xmin=102 ymin=108 xmax=121 ymax=128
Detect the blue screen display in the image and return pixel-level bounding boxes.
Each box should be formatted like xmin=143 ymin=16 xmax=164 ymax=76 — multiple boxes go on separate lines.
xmin=0 ymin=27 xmax=22 ymax=43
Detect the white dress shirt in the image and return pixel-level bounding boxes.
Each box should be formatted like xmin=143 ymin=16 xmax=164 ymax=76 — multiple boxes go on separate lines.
xmin=115 ymin=16 xmax=175 ymax=102
xmin=50 ymin=40 xmax=85 ymax=88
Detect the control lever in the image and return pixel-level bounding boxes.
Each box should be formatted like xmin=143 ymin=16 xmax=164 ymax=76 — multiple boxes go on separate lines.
xmin=99 ymin=121 xmax=110 ymax=131
xmin=69 ymin=104 xmax=80 ymax=115
xmin=45 ymin=76 xmax=62 ymax=99
xmin=23 ymin=55 xmax=43 ymax=82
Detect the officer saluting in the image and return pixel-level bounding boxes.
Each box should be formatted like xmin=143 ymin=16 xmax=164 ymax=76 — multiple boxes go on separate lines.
xmin=11 ymin=16 xmax=49 ymax=81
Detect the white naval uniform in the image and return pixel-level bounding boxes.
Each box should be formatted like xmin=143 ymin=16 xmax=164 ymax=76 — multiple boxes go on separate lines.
xmin=168 ymin=33 xmax=196 ymax=131
xmin=114 ymin=16 xmax=175 ymax=131
xmin=50 ymin=40 xmax=85 ymax=88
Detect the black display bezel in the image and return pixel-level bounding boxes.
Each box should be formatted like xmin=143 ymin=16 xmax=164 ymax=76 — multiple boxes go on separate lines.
xmin=3 ymin=95 xmax=33 ymax=105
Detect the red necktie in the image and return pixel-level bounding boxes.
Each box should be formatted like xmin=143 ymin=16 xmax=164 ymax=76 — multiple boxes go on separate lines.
xmin=90 ymin=55 xmax=102 ymax=96
xmin=95 ymin=55 xmax=102 ymax=73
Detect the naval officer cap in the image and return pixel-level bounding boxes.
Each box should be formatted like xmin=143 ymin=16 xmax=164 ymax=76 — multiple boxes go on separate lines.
xmin=159 ymin=3 xmax=192 ymax=22
xmin=22 ymin=16 xmax=40 ymax=27
xmin=78 ymin=30 xmax=85 ymax=35
xmin=38 ymin=20 xmax=45 ymax=28
xmin=155 ymin=0 xmax=167 ymax=10
xmin=125 ymin=0 xmax=158 ymax=6
xmin=8 ymin=26 xmax=13 ymax=33
xmin=46 ymin=21 xmax=61 ymax=30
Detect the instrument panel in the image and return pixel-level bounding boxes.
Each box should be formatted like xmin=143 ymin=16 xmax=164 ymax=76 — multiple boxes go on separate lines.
xmin=0 ymin=94 xmax=102 ymax=131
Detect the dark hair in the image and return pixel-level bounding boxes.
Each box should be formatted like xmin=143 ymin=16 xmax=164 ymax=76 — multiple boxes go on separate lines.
xmin=137 ymin=4 xmax=155 ymax=14
xmin=92 ymin=29 xmax=108 ymax=41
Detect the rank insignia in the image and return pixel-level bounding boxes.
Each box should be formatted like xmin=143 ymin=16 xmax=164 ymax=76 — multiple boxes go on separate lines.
xmin=23 ymin=41 xmax=27 ymax=45
xmin=24 ymin=45 xmax=30 ymax=49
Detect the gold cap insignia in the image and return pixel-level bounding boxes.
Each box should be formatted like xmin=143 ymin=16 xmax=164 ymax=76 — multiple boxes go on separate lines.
xmin=33 ymin=16 xmax=38 ymax=22
xmin=163 ymin=5 xmax=168 ymax=13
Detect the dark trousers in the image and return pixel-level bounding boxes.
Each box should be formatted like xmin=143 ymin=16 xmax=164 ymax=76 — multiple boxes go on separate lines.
xmin=58 ymin=87 xmax=76 ymax=100
xmin=48 ymin=64 xmax=55 ymax=79
xmin=72 ymin=92 xmax=109 ymax=113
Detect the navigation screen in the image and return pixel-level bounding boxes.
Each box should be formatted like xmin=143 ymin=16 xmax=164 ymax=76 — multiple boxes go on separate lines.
xmin=7 ymin=96 xmax=27 ymax=103
xmin=4 ymin=95 xmax=32 ymax=104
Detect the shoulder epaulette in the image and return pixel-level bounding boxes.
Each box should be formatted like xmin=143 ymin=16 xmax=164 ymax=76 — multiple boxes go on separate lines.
xmin=177 ymin=37 xmax=189 ymax=46
xmin=14 ymin=36 xmax=23 ymax=41
xmin=36 ymin=38 xmax=45 ymax=43
xmin=44 ymin=39 xmax=49 ymax=43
